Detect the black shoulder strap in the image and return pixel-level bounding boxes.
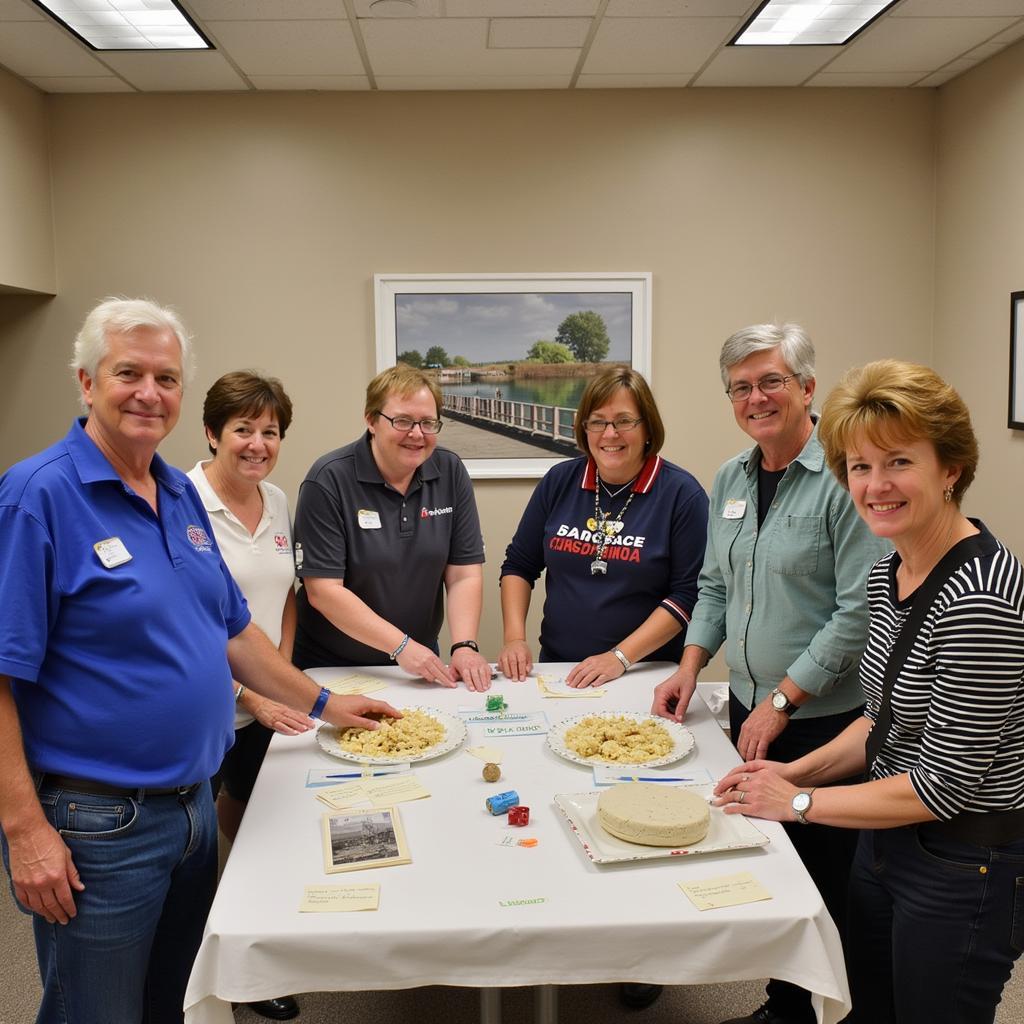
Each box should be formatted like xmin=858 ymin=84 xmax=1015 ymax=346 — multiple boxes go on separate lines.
xmin=865 ymin=529 xmax=999 ymax=769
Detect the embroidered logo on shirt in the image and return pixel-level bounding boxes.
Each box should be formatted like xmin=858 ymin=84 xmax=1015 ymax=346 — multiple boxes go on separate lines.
xmin=274 ymin=533 xmax=291 ymax=553
xmin=186 ymin=524 xmax=213 ymax=552
xmin=421 ymin=505 xmax=454 ymax=518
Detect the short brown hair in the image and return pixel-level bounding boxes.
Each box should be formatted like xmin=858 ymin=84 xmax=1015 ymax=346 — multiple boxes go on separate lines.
xmin=819 ymin=359 xmax=978 ymax=504
xmin=364 ymin=364 xmax=442 ymax=421
xmin=202 ymin=371 xmax=294 ymax=455
xmin=573 ymin=366 xmax=665 ymax=456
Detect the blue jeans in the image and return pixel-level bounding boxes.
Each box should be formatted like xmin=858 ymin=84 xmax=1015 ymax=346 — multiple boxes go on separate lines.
xmin=847 ymin=825 xmax=1024 ymax=1024
xmin=2 ymin=779 xmax=217 ymax=1024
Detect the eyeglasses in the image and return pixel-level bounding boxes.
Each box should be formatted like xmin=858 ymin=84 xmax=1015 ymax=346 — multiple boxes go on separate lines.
xmin=725 ymin=373 xmax=798 ymax=403
xmin=376 ymin=412 xmax=443 ymax=435
xmin=581 ymin=416 xmax=644 ymax=434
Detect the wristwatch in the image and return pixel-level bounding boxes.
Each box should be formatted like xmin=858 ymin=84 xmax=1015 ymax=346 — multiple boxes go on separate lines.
xmin=770 ymin=687 xmax=798 ymax=715
xmin=792 ymin=788 xmax=816 ymax=825
xmin=450 ymin=640 xmax=480 ymax=656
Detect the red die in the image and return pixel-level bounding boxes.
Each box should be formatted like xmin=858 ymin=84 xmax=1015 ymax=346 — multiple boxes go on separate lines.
xmin=508 ymin=806 xmax=530 ymax=826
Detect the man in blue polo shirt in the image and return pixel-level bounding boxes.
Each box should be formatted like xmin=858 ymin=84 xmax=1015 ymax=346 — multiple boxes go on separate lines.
xmin=0 ymin=298 xmax=397 ymax=1024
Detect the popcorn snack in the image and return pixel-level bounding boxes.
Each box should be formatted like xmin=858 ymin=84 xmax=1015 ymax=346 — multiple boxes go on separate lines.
xmin=563 ymin=714 xmax=674 ymax=764
xmin=337 ymin=708 xmax=445 ymax=758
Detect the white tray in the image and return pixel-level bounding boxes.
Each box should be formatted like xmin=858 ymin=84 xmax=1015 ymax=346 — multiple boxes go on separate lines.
xmin=316 ymin=707 xmax=467 ymax=765
xmin=547 ymin=711 xmax=695 ymax=768
xmin=554 ymin=786 xmax=770 ymax=865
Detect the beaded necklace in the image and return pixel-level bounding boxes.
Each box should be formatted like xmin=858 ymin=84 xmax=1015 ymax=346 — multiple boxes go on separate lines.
xmin=588 ymin=470 xmax=638 ymax=576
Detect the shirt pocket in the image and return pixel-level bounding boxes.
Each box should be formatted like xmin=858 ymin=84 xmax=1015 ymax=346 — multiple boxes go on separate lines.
xmin=711 ymin=515 xmax=744 ymax=577
xmin=767 ymin=515 xmax=822 ymax=577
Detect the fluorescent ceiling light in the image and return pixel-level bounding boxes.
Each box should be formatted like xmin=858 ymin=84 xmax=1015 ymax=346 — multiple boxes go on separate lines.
xmin=30 ymin=0 xmax=211 ymax=50
xmin=733 ymin=1 xmax=899 ymax=46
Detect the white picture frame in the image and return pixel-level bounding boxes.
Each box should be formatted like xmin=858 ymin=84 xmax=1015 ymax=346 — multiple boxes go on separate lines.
xmin=375 ymin=272 xmax=653 ymax=479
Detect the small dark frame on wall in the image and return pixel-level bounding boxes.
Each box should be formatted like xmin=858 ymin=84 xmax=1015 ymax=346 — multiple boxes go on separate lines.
xmin=1010 ymin=291 xmax=1024 ymax=430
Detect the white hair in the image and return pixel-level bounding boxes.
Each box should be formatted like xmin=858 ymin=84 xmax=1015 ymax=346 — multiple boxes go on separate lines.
xmin=719 ymin=322 xmax=816 ymax=389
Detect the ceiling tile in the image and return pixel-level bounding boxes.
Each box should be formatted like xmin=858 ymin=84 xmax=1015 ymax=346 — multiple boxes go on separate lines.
xmin=353 ymin=0 xmax=442 ymax=16
xmin=585 ymin=16 xmax=735 ymax=73
xmin=992 ymin=20 xmax=1024 ymax=41
xmin=914 ymin=68 xmax=961 ymax=87
xmin=248 ymin=74 xmax=369 ymax=89
xmin=576 ymin=72 xmax=693 ymax=87
xmin=446 ymin=1 xmax=598 ymax=14
xmin=893 ymin=0 xmax=1024 ymax=15
xmin=29 ymin=75 xmax=134 ymax=91
xmin=809 ymin=71 xmax=924 ymax=87
xmin=605 ymin=1 xmax=751 ymax=15
xmin=188 ymin=1 xmax=347 ymax=19
xmin=102 ymin=50 xmax=249 ymax=90
xmin=376 ymin=73 xmax=572 ymax=89
xmin=0 ymin=0 xmax=43 ymax=20
xmin=489 ymin=17 xmax=590 ymax=48
xmin=205 ymin=19 xmax=362 ymax=75
xmin=0 ymin=22 xmax=108 ymax=76
xmin=362 ymin=18 xmax=578 ymax=74
xmin=967 ymin=40 xmax=1014 ymax=59
xmin=828 ymin=17 xmax=1018 ymax=72
xmin=695 ymin=44 xmax=841 ymax=86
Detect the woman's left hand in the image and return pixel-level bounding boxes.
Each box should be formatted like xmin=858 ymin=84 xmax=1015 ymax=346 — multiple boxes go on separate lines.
xmin=565 ymin=651 xmax=626 ymax=688
xmin=712 ymin=761 xmax=798 ymax=821
xmin=252 ymin=698 xmax=314 ymax=736
xmin=450 ymin=647 xmax=493 ymax=692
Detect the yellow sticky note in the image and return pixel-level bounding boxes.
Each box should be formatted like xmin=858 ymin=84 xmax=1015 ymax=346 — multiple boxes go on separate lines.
xmin=678 ymin=871 xmax=772 ymax=912
xmin=465 ymin=745 xmax=504 ymax=764
xmin=299 ymin=884 xmax=380 ymax=913
xmin=537 ymin=675 xmax=606 ymax=698
xmin=363 ymin=775 xmax=431 ymax=807
xmin=324 ymin=675 xmax=388 ymax=696
xmin=316 ymin=780 xmax=370 ymax=809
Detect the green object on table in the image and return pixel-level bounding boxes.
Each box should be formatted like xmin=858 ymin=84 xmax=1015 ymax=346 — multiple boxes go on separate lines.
xmin=486 ymin=694 xmax=507 ymax=712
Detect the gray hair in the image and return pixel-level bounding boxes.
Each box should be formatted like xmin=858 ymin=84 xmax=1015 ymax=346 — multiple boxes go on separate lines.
xmin=71 ymin=297 xmax=194 ymax=393
xmin=719 ymin=322 xmax=816 ymax=389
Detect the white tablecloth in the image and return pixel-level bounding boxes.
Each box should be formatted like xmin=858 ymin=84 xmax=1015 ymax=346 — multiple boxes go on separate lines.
xmin=185 ymin=665 xmax=850 ymax=1023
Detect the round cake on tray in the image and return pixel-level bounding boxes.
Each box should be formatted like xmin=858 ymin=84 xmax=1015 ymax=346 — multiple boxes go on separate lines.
xmin=597 ymin=782 xmax=710 ymax=848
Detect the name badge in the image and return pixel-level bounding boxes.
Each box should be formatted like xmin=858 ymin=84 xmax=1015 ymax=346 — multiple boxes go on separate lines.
xmin=94 ymin=536 xmax=132 ymax=568
xmin=722 ymin=498 xmax=746 ymax=520
xmin=358 ymin=509 xmax=382 ymax=530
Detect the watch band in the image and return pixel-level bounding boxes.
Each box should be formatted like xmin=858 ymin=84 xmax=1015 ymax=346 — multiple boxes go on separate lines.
xmin=309 ymin=685 xmax=331 ymax=721
xmin=450 ymin=640 xmax=480 ymax=656
xmin=770 ymin=687 xmax=798 ymax=715
xmin=793 ymin=787 xmax=817 ymax=825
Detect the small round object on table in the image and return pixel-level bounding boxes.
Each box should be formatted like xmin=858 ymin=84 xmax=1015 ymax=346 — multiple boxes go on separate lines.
xmin=482 ymin=762 xmax=501 ymax=783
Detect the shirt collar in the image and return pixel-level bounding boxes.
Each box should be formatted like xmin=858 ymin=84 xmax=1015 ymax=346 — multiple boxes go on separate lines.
xmin=354 ymin=429 xmax=440 ymax=487
xmin=64 ymin=417 xmax=185 ymax=495
xmin=581 ymin=453 xmax=663 ymax=493
xmin=740 ymin=417 xmax=824 ymax=477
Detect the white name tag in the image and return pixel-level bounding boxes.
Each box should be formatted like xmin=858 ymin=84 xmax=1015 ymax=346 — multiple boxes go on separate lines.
xmin=94 ymin=536 xmax=132 ymax=568
xmin=357 ymin=509 xmax=382 ymax=530
xmin=722 ymin=499 xmax=746 ymax=520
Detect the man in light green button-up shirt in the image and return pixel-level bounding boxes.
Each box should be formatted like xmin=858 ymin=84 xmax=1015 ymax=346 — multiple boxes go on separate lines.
xmin=653 ymin=323 xmax=887 ymax=1024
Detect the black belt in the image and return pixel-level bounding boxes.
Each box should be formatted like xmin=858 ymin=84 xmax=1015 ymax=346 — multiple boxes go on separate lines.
xmin=919 ymin=808 xmax=1024 ymax=848
xmin=37 ymin=773 xmax=201 ymax=800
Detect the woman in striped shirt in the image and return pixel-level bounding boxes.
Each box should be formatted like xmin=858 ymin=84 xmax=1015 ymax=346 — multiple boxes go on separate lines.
xmin=714 ymin=360 xmax=1024 ymax=1024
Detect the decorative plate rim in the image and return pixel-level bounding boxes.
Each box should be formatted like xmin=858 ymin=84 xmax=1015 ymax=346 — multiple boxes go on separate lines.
xmin=316 ymin=706 xmax=467 ymax=764
xmin=546 ymin=711 xmax=695 ymax=768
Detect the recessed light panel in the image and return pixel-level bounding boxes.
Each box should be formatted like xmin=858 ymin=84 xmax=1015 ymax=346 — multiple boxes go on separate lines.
xmin=31 ymin=0 xmax=211 ymax=51
xmin=733 ymin=1 xmax=899 ymax=46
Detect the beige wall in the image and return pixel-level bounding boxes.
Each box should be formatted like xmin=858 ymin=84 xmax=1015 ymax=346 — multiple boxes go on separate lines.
xmin=0 ymin=67 xmax=55 ymax=294
xmin=934 ymin=38 xmax=1024 ymax=557
xmin=0 ymin=87 xmax=937 ymax=659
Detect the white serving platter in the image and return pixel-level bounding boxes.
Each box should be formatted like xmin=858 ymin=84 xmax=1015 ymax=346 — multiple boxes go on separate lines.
xmin=547 ymin=711 xmax=695 ymax=768
xmin=316 ymin=707 xmax=467 ymax=765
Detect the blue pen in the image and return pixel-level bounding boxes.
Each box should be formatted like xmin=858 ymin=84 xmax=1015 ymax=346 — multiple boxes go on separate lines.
xmin=613 ymin=775 xmax=698 ymax=783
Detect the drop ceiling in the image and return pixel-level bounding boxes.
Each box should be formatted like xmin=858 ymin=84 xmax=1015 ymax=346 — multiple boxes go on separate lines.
xmin=0 ymin=0 xmax=1022 ymax=94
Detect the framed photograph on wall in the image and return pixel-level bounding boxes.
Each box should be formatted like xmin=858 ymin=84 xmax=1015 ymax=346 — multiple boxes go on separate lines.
xmin=1011 ymin=291 xmax=1024 ymax=431
xmin=375 ymin=273 xmax=652 ymax=479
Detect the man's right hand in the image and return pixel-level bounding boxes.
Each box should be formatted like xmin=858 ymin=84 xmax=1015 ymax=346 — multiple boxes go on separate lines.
xmin=651 ymin=668 xmax=698 ymax=723
xmin=9 ymin=820 xmax=83 ymax=925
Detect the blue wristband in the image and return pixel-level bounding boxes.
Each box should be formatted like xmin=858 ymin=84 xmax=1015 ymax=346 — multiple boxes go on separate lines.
xmin=309 ymin=686 xmax=331 ymax=720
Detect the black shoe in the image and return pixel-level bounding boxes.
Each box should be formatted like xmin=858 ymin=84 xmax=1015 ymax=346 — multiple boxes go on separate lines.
xmin=248 ymin=996 xmax=300 ymax=1020
xmin=719 ymin=1006 xmax=812 ymax=1024
xmin=619 ymin=983 xmax=664 ymax=1009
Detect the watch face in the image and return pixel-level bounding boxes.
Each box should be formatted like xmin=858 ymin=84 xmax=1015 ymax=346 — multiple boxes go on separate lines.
xmin=793 ymin=792 xmax=811 ymax=813
xmin=772 ymin=691 xmax=788 ymax=710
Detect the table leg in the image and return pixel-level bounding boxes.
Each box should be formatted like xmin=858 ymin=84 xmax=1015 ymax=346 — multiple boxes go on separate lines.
xmin=534 ymin=984 xmax=557 ymax=1024
xmin=480 ymin=987 xmax=501 ymax=1024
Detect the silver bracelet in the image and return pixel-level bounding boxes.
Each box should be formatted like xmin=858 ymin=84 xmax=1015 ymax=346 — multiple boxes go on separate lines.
xmin=234 ymin=684 xmax=246 ymax=703
xmin=389 ymin=633 xmax=410 ymax=661
xmin=612 ymin=648 xmax=632 ymax=673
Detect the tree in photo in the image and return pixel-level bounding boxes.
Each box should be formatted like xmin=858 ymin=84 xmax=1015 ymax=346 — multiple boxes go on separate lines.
xmin=397 ymin=349 xmax=424 ymax=368
xmin=452 ymin=355 xmax=470 ymax=367
xmin=555 ymin=311 xmax=611 ymax=363
xmin=424 ymin=345 xmax=451 ymax=367
xmin=526 ymin=340 xmax=574 ymax=364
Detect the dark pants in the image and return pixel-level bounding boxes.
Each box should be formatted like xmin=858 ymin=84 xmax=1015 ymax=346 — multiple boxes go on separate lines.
xmin=730 ymin=693 xmax=863 ymax=1023
xmin=846 ymin=825 xmax=1024 ymax=1024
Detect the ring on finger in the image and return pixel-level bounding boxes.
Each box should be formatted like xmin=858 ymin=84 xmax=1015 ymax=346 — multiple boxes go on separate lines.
xmin=737 ymin=790 xmax=746 ymax=803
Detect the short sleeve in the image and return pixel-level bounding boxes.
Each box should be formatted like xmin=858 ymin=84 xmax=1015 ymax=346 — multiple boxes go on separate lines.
xmin=294 ymin=477 xmax=348 ymax=579
xmin=446 ymin=459 xmax=485 ymax=566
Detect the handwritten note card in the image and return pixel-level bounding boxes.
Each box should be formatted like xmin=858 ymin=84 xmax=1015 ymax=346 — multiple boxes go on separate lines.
xmin=465 ymin=745 xmax=504 ymax=764
xmin=537 ymin=675 xmax=606 ymax=699
xmin=299 ymin=884 xmax=380 ymax=913
xmin=482 ymin=713 xmax=549 ymax=738
xmin=323 ymin=674 xmax=388 ymax=696
xmin=678 ymin=871 xmax=772 ymax=912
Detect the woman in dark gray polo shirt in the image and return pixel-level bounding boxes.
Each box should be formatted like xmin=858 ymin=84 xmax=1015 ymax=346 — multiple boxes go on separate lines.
xmin=293 ymin=364 xmax=492 ymax=691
